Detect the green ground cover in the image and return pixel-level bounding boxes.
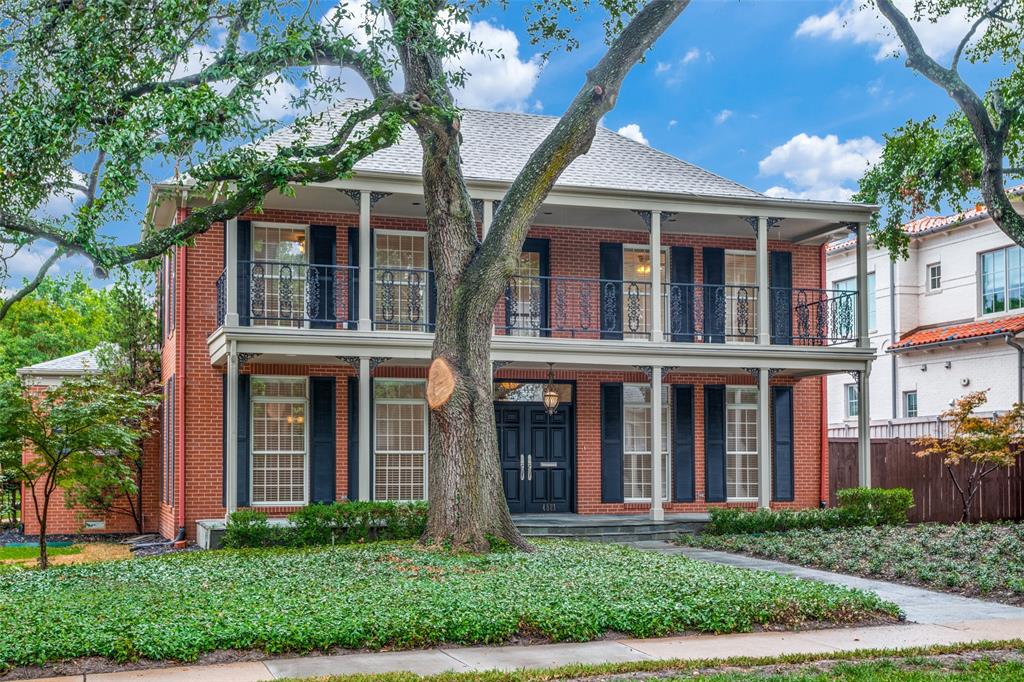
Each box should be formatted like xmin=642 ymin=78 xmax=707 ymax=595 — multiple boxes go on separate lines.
xmin=683 ymin=523 xmax=1024 ymax=604
xmin=0 ymin=540 xmax=898 ymax=668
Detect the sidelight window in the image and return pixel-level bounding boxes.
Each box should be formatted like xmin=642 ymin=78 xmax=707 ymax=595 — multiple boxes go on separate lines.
xmin=622 ymin=383 xmax=670 ymax=501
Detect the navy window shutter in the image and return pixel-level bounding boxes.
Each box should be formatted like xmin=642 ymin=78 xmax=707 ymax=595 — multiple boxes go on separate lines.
xmin=347 ymin=227 xmax=359 ymax=329
xmin=702 ymin=247 xmax=725 ymax=343
xmin=309 ymin=226 xmax=336 ymax=329
xmin=704 ymin=384 xmax=727 ymax=502
xmin=770 ymin=251 xmax=793 ymax=345
xmin=669 ymin=246 xmax=694 ymax=342
xmin=237 ymin=220 xmax=252 ymax=326
xmin=772 ymin=386 xmax=795 ymax=501
xmin=599 ymin=243 xmax=623 ymax=340
xmin=347 ymin=377 xmax=359 ymax=501
xmin=237 ymin=374 xmax=251 ymax=507
xmin=672 ymin=385 xmax=695 ymax=502
xmin=309 ymin=377 xmax=337 ymax=503
xmin=600 ymin=383 xmax=624 ymax=503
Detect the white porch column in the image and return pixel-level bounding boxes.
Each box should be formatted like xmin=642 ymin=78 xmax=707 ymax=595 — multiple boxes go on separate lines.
xmin=756 ymin=217 xmax=770 ymax=345
xmin=224 ymin=217 xmax=239 ymax=327
xmin=358 ymin=356 xmax=372 ymax=500
xmin=857 ymin=366 xmax=872 ymax=488
xmin=482 ymin=199 xmax=493 ymax=238
xmin=650 ymin=211 xmax=663 ymax=343
xmin=225 ymin=341 xmax=239 ymax=516
xmin=757 ymin=368 xmax=772 ymax=509
xmin=358 ymin=191 xmax=373 ymax=331
xmin=855 ymin=222 xmax=869 ymax=349
xmin=650 ymin=366 xmax=665 ymax=521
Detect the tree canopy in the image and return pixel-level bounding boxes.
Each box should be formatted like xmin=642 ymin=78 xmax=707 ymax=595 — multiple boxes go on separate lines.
xmin=856 ymin=0 xmax=1024 ymax=258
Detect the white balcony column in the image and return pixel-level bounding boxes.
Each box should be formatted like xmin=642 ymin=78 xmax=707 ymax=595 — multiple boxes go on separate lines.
xmin=224 ymin=217 xmax=239 ymax=327
xmin=358 ymin=191 xmax=373 ymax=331
xmin=225 ymin=340 xmax=239 ymax=516
xmin=756 ymin=216 xmax=770 ymax=345
xmin=358 ymin=356 xmax=372 ymax=500
xmin=650 ymin=366 xmax=665 ymax=521
xmin=757 ymin=368 xmax=772 ymax=509
xmin=482 ymin=199 xmax=493 ymax=239
xmin=857 ymin=366 xmax=872 ymax=488
xmin=649 ymin=211 xmax=663 ymax=343
xmin=855 ymin=222 xmax=870 ymax=349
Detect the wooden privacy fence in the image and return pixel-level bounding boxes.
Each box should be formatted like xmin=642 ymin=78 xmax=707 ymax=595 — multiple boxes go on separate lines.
xmin=829 ymin=438 xmax=1024 ymax=523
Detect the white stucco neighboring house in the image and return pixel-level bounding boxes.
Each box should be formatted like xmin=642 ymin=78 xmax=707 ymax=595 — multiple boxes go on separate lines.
xmin=826 ymin=193 xmax=1024 ymax=438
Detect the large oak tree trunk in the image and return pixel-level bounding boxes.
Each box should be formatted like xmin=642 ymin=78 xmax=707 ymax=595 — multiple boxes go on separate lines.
xmin=403 ymin=0 xmax=689 ymax=551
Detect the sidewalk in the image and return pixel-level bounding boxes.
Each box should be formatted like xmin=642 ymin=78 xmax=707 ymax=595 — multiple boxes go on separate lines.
xmin=38 ymin=542 xmax=1024 ymax=681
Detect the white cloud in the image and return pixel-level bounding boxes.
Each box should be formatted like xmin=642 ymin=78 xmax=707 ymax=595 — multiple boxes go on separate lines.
xmin=667 ymin=119 xmax=678 ymax=129
xmin=682 ymin=48 xmax=703 ymax=64
xmin=714 ymin=109 xmax=733 ymax=125
xmin=796 ymin=0 xmax=974 ymax=61
xmin=655 ymin=61 xmax=672 ymax=73
xmin=758 ymin=133 xmax=882 ymax=202
xmin=616 ymin=123 xmax=649 ymax=145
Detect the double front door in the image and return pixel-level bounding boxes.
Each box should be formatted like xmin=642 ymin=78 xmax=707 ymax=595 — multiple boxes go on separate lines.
xmin=495 ymin=403 xmax=572 ymax=513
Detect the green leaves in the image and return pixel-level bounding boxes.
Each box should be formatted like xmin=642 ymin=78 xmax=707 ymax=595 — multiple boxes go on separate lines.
xmin=0 ymin=541 xmax=898 ymax=667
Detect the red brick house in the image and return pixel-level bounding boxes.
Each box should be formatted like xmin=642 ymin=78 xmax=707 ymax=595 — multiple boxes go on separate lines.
xmin=144 ymin=103 xmax=876 ymax=545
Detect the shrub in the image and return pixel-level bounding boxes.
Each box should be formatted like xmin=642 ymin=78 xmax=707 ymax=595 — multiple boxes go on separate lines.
xmin=703 ymin=488 xmax=913 ymax=536
xmin=837 ymin=487 xmax=914 ymax=526
xmin=224 ymin=501 xmax=429 ymax=549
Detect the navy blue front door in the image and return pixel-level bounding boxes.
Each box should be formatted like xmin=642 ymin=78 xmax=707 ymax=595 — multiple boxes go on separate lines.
xmin=495 ymin=403 xmax=572 ymax=513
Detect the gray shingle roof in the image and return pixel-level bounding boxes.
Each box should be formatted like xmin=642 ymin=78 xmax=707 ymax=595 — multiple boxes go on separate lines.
xmin=251 ymin=100 xmax=762 ymax=199
xmin=16 ymin=348 xmax=102 ymax=376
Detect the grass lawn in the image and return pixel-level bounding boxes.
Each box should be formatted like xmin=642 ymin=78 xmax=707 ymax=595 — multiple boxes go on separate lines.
xmin=683 ymin=523 xmax=1024 ymax=604
xmin=0 ymin=540 xmax=898 ymax=668
xmin=0 ymin=544 xmax=81 ymax=561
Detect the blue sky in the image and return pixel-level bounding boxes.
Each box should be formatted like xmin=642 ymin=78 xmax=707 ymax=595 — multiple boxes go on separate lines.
xmin=7 ymin=0 xmax=1005 ymax=285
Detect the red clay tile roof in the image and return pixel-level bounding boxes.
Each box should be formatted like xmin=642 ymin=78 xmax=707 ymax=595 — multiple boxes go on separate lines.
xmin=891 ymin=313 xmax=1024 ymax=351
xmin=827 ymin=185 xmax=1024 ymax=254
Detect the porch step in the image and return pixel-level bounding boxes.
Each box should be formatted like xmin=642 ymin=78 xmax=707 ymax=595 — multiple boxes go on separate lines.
xmin=513 ymin=514 xmax=706 ymax=544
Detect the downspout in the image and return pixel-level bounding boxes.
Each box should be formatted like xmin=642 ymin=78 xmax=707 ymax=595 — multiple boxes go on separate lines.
xmin=1005 ymin=334 xmax=1024 ymax=405
xmin=819 ymin=243 xmax=829 ymax=507
xmin=175 ymin=208 xmax=188 ymax=540
xmin=890 ymin=256 xmax=898 ymax=419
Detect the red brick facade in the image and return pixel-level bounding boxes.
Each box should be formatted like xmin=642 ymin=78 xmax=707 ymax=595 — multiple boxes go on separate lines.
xmin=153 ymin=207 xmax=828 ymax=540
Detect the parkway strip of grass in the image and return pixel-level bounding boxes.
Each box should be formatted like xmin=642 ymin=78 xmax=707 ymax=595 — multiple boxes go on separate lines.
xmin=0 ymin=540 xmax=898 ymax=669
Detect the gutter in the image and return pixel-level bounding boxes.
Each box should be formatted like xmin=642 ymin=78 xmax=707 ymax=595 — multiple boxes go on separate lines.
xmin=889 ymin=256 xmax=898 ymax=419
xmin=1006 ymin=334 xmax=1024 ymax=404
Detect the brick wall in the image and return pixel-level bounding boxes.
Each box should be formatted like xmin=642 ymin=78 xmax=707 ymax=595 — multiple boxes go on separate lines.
xmin=165 ymin=207 xmax=827 ymax=538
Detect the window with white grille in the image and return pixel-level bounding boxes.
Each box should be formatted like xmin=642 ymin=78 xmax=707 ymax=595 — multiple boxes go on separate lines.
xmin=374 ymin=231 xmax=429 ymax=331
xmin=622 ymin=383 xmax=670 ymax=501
xmin=374 ymin=380 xmax=428 ymax=501
xmin=251 ymin=376 xmax=307 ymax=505
xmin=726 ymin=386 xmax=758 ymax=501
xmin=622 ymin=246 xmax=668 ymax=340
xmin=251 ymin=224 xmax=308 ymax=327
xmin=725 ymin=251 xmax=756 ymax=342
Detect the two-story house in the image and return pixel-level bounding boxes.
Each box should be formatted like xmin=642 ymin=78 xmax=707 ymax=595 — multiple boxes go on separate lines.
xmin=148 ymin=103 xmax=876 ymax=544
xmin=826 ymin=196 xmax=1024 ymax=438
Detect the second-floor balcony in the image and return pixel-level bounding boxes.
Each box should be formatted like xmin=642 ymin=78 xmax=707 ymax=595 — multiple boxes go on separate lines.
xmin=216 ymin=262 xmax=858 ymax=347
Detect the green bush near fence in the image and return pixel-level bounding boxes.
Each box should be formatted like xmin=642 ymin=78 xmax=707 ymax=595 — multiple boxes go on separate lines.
xmin=221 ymin=501 xmax=428 ymax=548
xmin=703 ymin=488 xmax=913 ymax=535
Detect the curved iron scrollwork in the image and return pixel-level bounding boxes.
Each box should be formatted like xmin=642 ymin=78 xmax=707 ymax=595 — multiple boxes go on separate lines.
xmin=215 ymin=271 xmax=226 ymax=326
xmin=250 ymin=263 xmax=266 ymax=319
xmin=602 ymin=281 xmax=618 ymax=332
xmin=379 ymin=270 xmax=396 ymax=322
xmin=626 ymin=282 xmax=641 ymax=333
xmin=579 ymin=283 xmax=593 ymax=330
xmin=554 ymin=280 xmax=568 ymax=331
xmin=407 ymin=270 xmax=423 ymax=324
xmin=735 ymin=286 xmax=750 ymax=337
xmin=305 ymin=266 xmax=320 ymax=320
xmin=279 ymin=264 xmax=294 ymax=321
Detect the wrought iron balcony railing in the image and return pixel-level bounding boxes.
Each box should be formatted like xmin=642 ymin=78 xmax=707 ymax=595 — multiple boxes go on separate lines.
xmin=242 ymin=260 xmax=357 ymax=328
xmin=493 ymin=274 xmax=654 ymax=339
xmin=663 ymin=283 xmax=758 ymax=343
xmin=215 ymin=269 xmax=226 ymax=327
xmin=371 ymin=266 xmax=434 ymax=332
xmin=771 ymin=287 xmax=857 ymax=346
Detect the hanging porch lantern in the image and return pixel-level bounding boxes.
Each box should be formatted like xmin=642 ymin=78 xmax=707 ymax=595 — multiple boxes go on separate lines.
xmin=543 ymin=363 xmax=559 ymax=415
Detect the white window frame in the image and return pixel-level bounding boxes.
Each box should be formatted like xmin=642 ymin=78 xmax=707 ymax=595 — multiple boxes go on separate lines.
xmin=373 ymin=229 xmax=430 ymax=331
xmin=622 ymin=382 xmax=671 ymax=503
xmin=726 ymin=386 xmax=758 ymax=502
xmin=725 ymin=249 xmax=757 ymax=343
xmin=845 ymin=383 xmax=859 ymax=419
xmin=372 ymin=378 xmax=429 ymax=502
xmin=622 ymin=244 xmax=670 ymax=341
xmin=903 ymin=390 xmax=918 ymax=418
xmin=250 ymin=375 xmax=309 ymax=507
xmin=978 ymin=245 xmax=1024 ymax=318
xmin=251 ymin=222 xmax=310 ymax=329
xmin=927 ymin=262 xmax=942 ymax=292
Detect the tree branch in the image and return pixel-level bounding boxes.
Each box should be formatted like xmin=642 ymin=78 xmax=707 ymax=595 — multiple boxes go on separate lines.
xmin=0 ymin=246 xmax=64 ymax=320
xmin=950 ymin=0 xmax=1006 ymax=71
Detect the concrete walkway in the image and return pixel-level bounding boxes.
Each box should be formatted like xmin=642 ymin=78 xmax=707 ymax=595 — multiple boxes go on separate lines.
xmin=38 ymin=543 xmax=1024 ymax=682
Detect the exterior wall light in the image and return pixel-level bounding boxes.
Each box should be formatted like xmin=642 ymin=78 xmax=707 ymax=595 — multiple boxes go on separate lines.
xmin=543 ymin=363 xmax=559 ymax=415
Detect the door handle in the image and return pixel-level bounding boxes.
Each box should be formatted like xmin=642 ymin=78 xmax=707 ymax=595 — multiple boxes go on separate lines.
xmin=519 ymin=454 xmax=525 ymax=481
xmin=527 ymin=454 xmax=532 ymax=480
